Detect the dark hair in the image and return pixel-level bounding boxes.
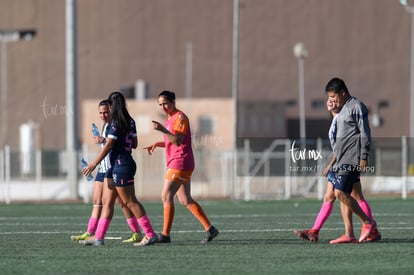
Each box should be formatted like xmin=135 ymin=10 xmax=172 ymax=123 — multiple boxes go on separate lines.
xmin=98 ymin=99 xmax=109 ymax=106
xmin=325 ymin=77 xmax=349 ymax=94
xmin=158 ymin=90 xmax=176 ymax=102
xmin=107 ymin=91 xmax=133 ymax=135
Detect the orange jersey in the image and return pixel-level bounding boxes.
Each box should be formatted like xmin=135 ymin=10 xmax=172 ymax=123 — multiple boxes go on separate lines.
xmin=164 ymin=110 xmax=195 ymax=171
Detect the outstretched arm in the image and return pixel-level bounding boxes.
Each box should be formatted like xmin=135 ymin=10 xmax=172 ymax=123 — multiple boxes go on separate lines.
xmin=143 ymin=141 xmax=165 ymax=155
xmin=83 ymin=138 xmax=114 ymax=176
xmin=151 ymin=120 xmax=184 ymax=146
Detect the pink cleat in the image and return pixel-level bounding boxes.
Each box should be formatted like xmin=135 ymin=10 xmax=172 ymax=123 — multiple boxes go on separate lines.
xmin=362 ymin=228 xmax=382 ymax=243
xmin=359 ymin=220 xmax=377 ymax=242
xmin=294 ymin=229 xmax=319 ymax=242
xmin=330 ymin=234 xmax=357 ymax=244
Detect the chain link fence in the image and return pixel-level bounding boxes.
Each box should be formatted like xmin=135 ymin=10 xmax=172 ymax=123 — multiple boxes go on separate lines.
xmin=1 ymin=137 xmax=413 ymax=203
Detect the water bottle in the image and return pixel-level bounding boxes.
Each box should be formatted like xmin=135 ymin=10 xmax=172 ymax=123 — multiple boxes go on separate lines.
xmin=92 ymin=123 xmax=100 ymax=137
xmin=80 ymin=157 xmax=94 ymax=181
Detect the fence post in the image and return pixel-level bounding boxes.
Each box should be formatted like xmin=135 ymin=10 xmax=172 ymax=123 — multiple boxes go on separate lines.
xmin=243 ymin=139 xmax=250 ymax=201
xmin=0 ymin=148 xmax=3 ymax=202
xmin=317 ymin=138 xmax=323 ymax=200
xmin=285 ymin=139 xmax=291 ymax=199
xmin=4 ymin=145 xmax=10 ymax=204
xmin=36 ymin=150 xmax=42 ymax=198
xmin=402 ymin=136 xmax=407 ymax=200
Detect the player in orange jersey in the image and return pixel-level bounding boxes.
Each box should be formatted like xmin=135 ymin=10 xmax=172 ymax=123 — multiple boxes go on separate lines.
xmin=144 ymin=90 xmax=219 ymax=244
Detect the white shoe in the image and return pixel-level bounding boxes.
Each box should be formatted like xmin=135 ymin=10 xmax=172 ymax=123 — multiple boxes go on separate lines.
xmin=133 ymin=235 xmax=158 ymax=246
xmin=79 ymin=238 xmax=104 ymax=246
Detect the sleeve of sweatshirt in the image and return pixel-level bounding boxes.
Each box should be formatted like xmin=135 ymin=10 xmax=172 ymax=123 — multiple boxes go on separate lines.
xmin=356 ymin=103 xmax=371 ymax=160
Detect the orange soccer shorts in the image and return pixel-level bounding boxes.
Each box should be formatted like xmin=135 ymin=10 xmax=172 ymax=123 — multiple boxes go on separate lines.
xmin=165 ymin=168 xmax=193 ymax=184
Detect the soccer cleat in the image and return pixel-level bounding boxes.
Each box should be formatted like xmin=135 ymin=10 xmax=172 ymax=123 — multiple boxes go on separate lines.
xmin=362 ymin=228 xmax=382 ymax=243
xmin=79 ymin=238 xmax=104 ymax=246
xmin=122 ymin=232 xmax=143 ymax=243
xmin=359 ymin=219 xmax=377 ymax=242
xmin=293 ymin=229 xmax=319 ymax=242
xmin=157 ymin=233 xmax=171 ymax=243
xmin=70 ymin=232 xmax=92 ymax=242
xmin=201 ymin=225 xmax=219 ymax=244
xmin=133 ymin=235 xmax=158 ymax=247
xmin=329 ymin=234 xmax=357 ymax=244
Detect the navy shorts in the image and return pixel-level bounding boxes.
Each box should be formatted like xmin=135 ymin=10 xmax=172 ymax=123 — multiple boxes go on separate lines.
xmin=94 ymin=169 xmax=113 ymax=183
xmin=94 ymin=172 xmax=105 ymax=183
xmin=105 ymin=169 xmax=112 ymax=179
xmin=332 ymin=164 xmax=361 ymax=194
xmin=327 ymin=170 xmax=335 ymax=185
xmin=112 ymin=160 xmax=136 ymax=187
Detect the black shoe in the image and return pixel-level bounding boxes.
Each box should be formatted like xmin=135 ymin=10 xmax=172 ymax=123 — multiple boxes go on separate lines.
xmin=202 ymin=225 xmax=219 ymax=244
xmin=158 ymin=233 xmax=171 ymax=243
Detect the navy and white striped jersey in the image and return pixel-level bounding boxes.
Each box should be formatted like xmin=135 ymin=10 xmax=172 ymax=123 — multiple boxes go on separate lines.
xmin=98 ymin=123 xmax=111 ymax=173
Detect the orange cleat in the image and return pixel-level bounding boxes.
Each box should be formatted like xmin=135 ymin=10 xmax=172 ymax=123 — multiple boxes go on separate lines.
xmin=294 ymin=229 xmax=319 ymax=242
xmin=359 ymin=220 xmax=377 ymax=242
xmin=362 ymin=227 xmax=382 ymax=243
xmin=329 ymin=234 xmax=357 ymax=244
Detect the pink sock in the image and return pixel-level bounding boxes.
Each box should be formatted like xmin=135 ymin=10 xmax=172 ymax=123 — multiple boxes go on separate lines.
xmin=95 ymin=218 xmax=111 ymax=240
xmin=127 ymin=217 xmax=141 ymax=233
xmin=359 ymin=199 xmax=373 ymax=220
xmin=86 ymin=217 xmax=99 ymax=234
xmin=137 ymin=214 xmax=156 ymax=238
xmin=312 ymin=202 xmax=334 ymax=231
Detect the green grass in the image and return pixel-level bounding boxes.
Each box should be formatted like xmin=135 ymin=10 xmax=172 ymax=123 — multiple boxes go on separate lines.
xmin=0 ymin=198 xmax=413 ymax=274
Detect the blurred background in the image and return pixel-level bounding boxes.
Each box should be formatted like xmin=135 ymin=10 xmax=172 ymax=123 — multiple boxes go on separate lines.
xmin=0 ymin=0 xmax=413 ymax=203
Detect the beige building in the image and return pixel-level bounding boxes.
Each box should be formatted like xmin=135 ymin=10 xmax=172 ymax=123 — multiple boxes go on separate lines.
xmin=81 ymin=98 xmax=235 ymax=151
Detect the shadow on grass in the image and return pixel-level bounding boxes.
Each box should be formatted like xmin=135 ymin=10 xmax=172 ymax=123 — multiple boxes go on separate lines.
xmin=166 ymin=236 xmax=414 ymax=246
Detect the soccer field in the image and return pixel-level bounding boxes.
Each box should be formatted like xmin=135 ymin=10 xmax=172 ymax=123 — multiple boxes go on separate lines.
xmin=0 ymin=198 xmax=413 ymax=274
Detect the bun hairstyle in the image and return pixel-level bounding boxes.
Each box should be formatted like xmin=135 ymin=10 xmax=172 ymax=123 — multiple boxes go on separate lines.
xmin=158 ymin=90 xmax=176 ymax=102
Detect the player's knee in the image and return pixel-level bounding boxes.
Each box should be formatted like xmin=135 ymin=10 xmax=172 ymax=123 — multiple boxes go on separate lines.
xmin=335 ymin=190 xmax=348 ymax=202
xmin=181 ymin=198 xmax=195 ymax=208
xmin=125 ymin=200 xmax=135 ymax=210
xmin=161 ymin=193 xmax=175 ymax=204
xmin=116 ymin=200 xmax=125 ymax=208
xmin=323 ymin=194 xmax=336 ymax=203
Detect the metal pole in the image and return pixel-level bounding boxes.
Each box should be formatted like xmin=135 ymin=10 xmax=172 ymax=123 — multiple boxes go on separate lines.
xmin=185 ymin=42 xmax=193 ymax=117
xmin=410 ymin=8 xmax=414 ymax=138
xmin=298 ymin=57 xmax=306 ymax=141
xmin=232 ymin=0 xmax=239 ymax=200
xmin=66 ymin=0 xmax=79 ymax=199
xmin=409 ymin=10 xmax=414 ymax=176
xmin=185 ymin=42 xmax=193 ymax=100
xmin=1 ymin=41 xmax=7 ymax=149
xmin=401 ymin=1 xmax=414 ymax=174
